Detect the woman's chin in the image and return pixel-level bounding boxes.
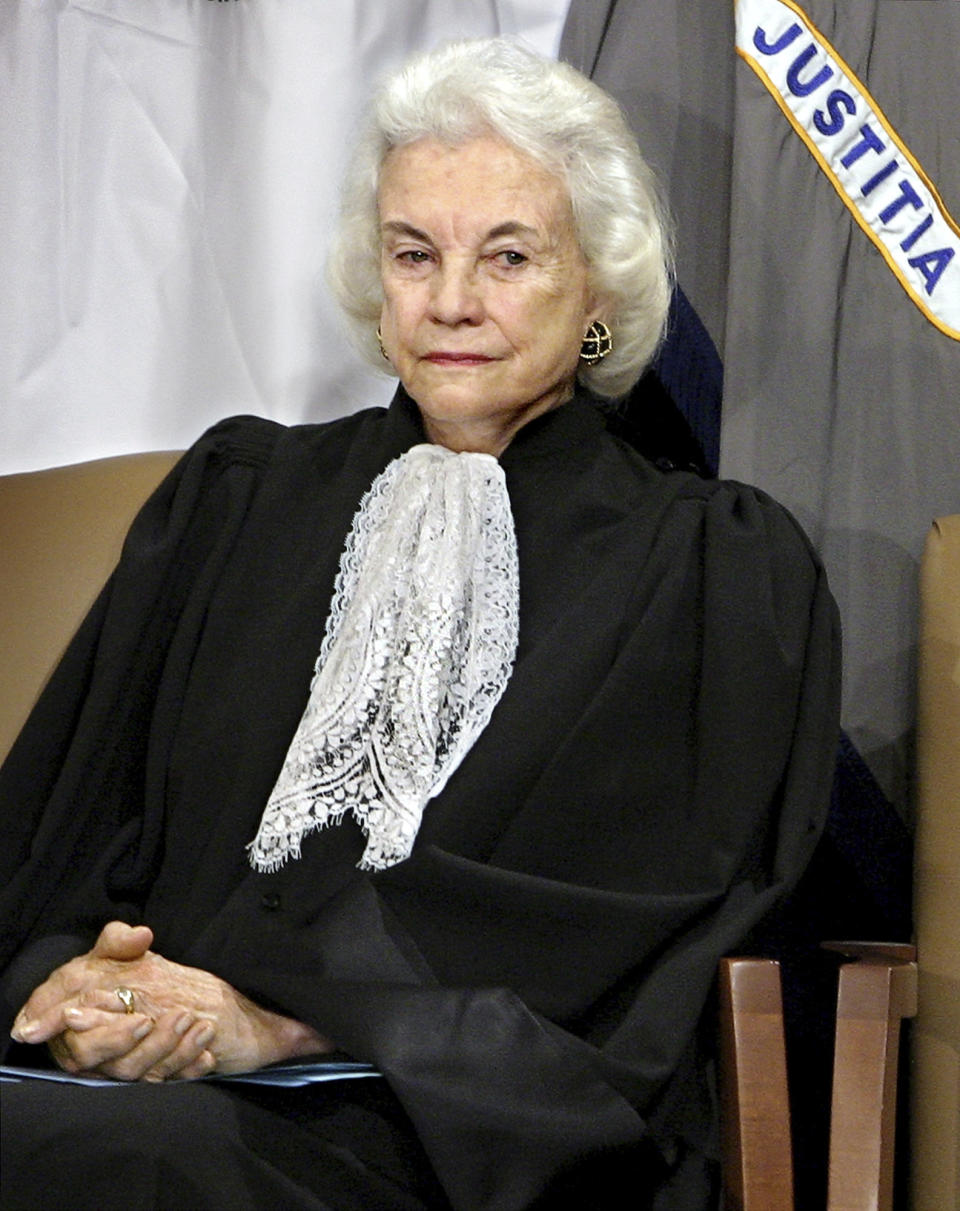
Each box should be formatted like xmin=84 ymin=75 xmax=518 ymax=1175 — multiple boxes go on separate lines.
xmin=408 ymin=378 xmax=510 ymax=424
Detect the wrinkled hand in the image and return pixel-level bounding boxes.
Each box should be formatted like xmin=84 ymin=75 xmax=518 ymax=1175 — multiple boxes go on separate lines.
xmin=11 ymin=922 xmax=332 ymax=1083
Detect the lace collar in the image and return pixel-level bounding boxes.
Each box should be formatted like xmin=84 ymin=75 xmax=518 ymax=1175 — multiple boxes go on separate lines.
xmin=248 ymin=441 xmax=519 ymax=872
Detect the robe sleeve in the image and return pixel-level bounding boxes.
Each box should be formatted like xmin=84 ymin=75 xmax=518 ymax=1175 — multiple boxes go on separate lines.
xmin=191 ymin=479 xmax=841 ymax=1211
xmin=0 ymin=416 xmax=283 ymax=1006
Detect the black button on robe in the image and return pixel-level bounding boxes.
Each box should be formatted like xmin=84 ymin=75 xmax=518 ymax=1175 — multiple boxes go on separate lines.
xmin=0 ymin=390 xmax=840 ymax=1210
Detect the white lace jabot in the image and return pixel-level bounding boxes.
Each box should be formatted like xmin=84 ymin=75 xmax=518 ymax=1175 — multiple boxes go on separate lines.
xmin=247 ymin=444 xmax=520 ymax=873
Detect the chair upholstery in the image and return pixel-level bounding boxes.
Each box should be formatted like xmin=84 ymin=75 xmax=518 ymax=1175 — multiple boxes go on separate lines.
xmin=913 ymin=515 xmax=960 ymax=1211
xmin=0 ymin=451 xmax=180 ymax=763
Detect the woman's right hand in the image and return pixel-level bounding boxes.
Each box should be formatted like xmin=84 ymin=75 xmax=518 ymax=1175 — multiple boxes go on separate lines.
xmin=11 ymin=921 xmax=331 ymax=1082
xmin=47 ymin=996 xmax=219 ymax=1082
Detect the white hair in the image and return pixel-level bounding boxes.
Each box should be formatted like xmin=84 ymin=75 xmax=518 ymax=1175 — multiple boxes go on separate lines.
xmin=328 ymin=38 xmax=673 ymax=398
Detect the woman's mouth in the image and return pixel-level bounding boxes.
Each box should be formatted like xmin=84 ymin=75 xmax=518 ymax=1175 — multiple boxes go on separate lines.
xmin=424 ymin=352 xmax=495 ymax=365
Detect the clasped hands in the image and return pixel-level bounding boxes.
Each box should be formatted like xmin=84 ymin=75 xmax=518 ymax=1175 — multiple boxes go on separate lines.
xmin=10 ymin=921 xmax=331 ymax=1083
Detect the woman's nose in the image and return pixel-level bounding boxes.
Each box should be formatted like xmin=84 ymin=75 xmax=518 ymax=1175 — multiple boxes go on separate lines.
xmin=429 ymin=261 xmax=484 ymax=326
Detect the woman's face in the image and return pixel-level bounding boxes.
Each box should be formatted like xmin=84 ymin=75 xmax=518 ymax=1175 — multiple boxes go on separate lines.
xmin=378 ymin=135 xmax=602 ymax=454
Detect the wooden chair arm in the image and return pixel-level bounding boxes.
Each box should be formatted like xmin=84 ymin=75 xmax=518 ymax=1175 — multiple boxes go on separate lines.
xmin=719 ymin=944 xmax=917 ymax=1211
xmin=718 ymin=957 xmax=794 ymax=1211
xmin=825 ymin=945 xmax=917 ymax=1211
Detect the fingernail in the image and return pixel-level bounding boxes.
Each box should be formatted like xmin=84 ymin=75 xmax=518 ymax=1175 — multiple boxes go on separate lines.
xmin=11 ymin=1020 xmax=39 ymax=1042
xmin=64 ymin=1007 xmax=85 ymax=1022
xmin=133 ymin=1020 xmax=153 ymax=1040
xmin=174 ymin=1012 xmax=194 ymax=1036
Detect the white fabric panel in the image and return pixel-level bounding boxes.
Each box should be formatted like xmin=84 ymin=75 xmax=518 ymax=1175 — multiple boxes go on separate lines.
xmin=0 ymin=0 xmax=569 ymax=474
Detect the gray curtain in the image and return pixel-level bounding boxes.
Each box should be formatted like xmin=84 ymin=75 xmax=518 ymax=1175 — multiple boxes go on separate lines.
xmin=562 ymin=0 xmax=960 ymax=814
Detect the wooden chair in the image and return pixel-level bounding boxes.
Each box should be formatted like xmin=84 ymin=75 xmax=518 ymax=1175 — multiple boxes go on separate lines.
xmin=720 ymin=516 xmax=960 ymax=1211
xmin=719 ymin=944 xmax=918 ymax=1211
xmin=913 ymin=515 xmax=960 ymax=1211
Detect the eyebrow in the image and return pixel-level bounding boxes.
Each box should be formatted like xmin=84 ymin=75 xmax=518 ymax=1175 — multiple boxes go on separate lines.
xmin=380 ymin=220 xmax=541 ymax=242
xmin=381 ymin=221 xmax=431 ymax=241
xmin=486 ymin=221 xmax=539 ymax=240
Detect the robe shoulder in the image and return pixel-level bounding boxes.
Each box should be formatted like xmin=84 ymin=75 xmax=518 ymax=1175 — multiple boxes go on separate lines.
xmin=0 ymin=406 xmax=392 ymax=940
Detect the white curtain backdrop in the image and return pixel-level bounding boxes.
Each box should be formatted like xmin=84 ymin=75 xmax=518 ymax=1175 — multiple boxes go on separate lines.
xmin=0 ymin=0 xmax=569 ymax=474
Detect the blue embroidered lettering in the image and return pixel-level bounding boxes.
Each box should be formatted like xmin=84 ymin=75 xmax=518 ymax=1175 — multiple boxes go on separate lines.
xmin=753 ymin=23 xmax=802 ymax=55
xmin=814 ymin=89 xmax=856 ymax=137
xmin=908 ymin=247 xmax=954 ymax=296
xmin=862 ymin=160 xmax=899 ymax=197
xmin=786 ymin=43 xmax=833 ymax=97
xmin=841 ymin=123 xmax=885 ymax=169
xmin=901 ymin=214 xmax=933 ymax=252
xmin=737 ymin=0 xmax=960 ymax=338
xmin=879 ymin=180 xmax=924 ymax=225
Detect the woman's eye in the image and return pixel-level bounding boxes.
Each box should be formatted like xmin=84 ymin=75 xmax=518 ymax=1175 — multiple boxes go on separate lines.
xmin=398 ymin=249 xmax=431 ymax=264
xmin=498 ymin=250 xmax=527 ymax=266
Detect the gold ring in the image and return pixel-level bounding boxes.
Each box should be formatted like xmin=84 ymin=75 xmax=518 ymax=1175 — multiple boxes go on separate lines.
xmin=115 ymin=986 xmax=136 ymax=1014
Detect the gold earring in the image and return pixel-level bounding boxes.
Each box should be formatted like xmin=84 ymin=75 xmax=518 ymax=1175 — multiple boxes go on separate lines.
xmin=376 ymin=326 xmax=389 ymax=361
xmin=579 ymin=320 xmax=612 ymax=364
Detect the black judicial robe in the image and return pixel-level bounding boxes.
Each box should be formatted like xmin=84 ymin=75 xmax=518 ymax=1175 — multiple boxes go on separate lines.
xmin=0 ymin=390 xmax=840 ymax=1210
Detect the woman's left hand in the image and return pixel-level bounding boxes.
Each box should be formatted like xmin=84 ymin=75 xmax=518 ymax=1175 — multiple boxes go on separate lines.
xmin=11 ymin=921 xmax=332 ymax=1081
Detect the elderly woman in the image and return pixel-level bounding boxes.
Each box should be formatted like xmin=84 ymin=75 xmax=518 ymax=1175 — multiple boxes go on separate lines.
xmin=0 ymin=38 xmax=839 ymax=1211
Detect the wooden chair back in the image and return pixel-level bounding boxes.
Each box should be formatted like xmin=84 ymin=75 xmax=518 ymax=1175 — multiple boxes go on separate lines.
xmin=719 ymin=944 xmax=917 ymax=1211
